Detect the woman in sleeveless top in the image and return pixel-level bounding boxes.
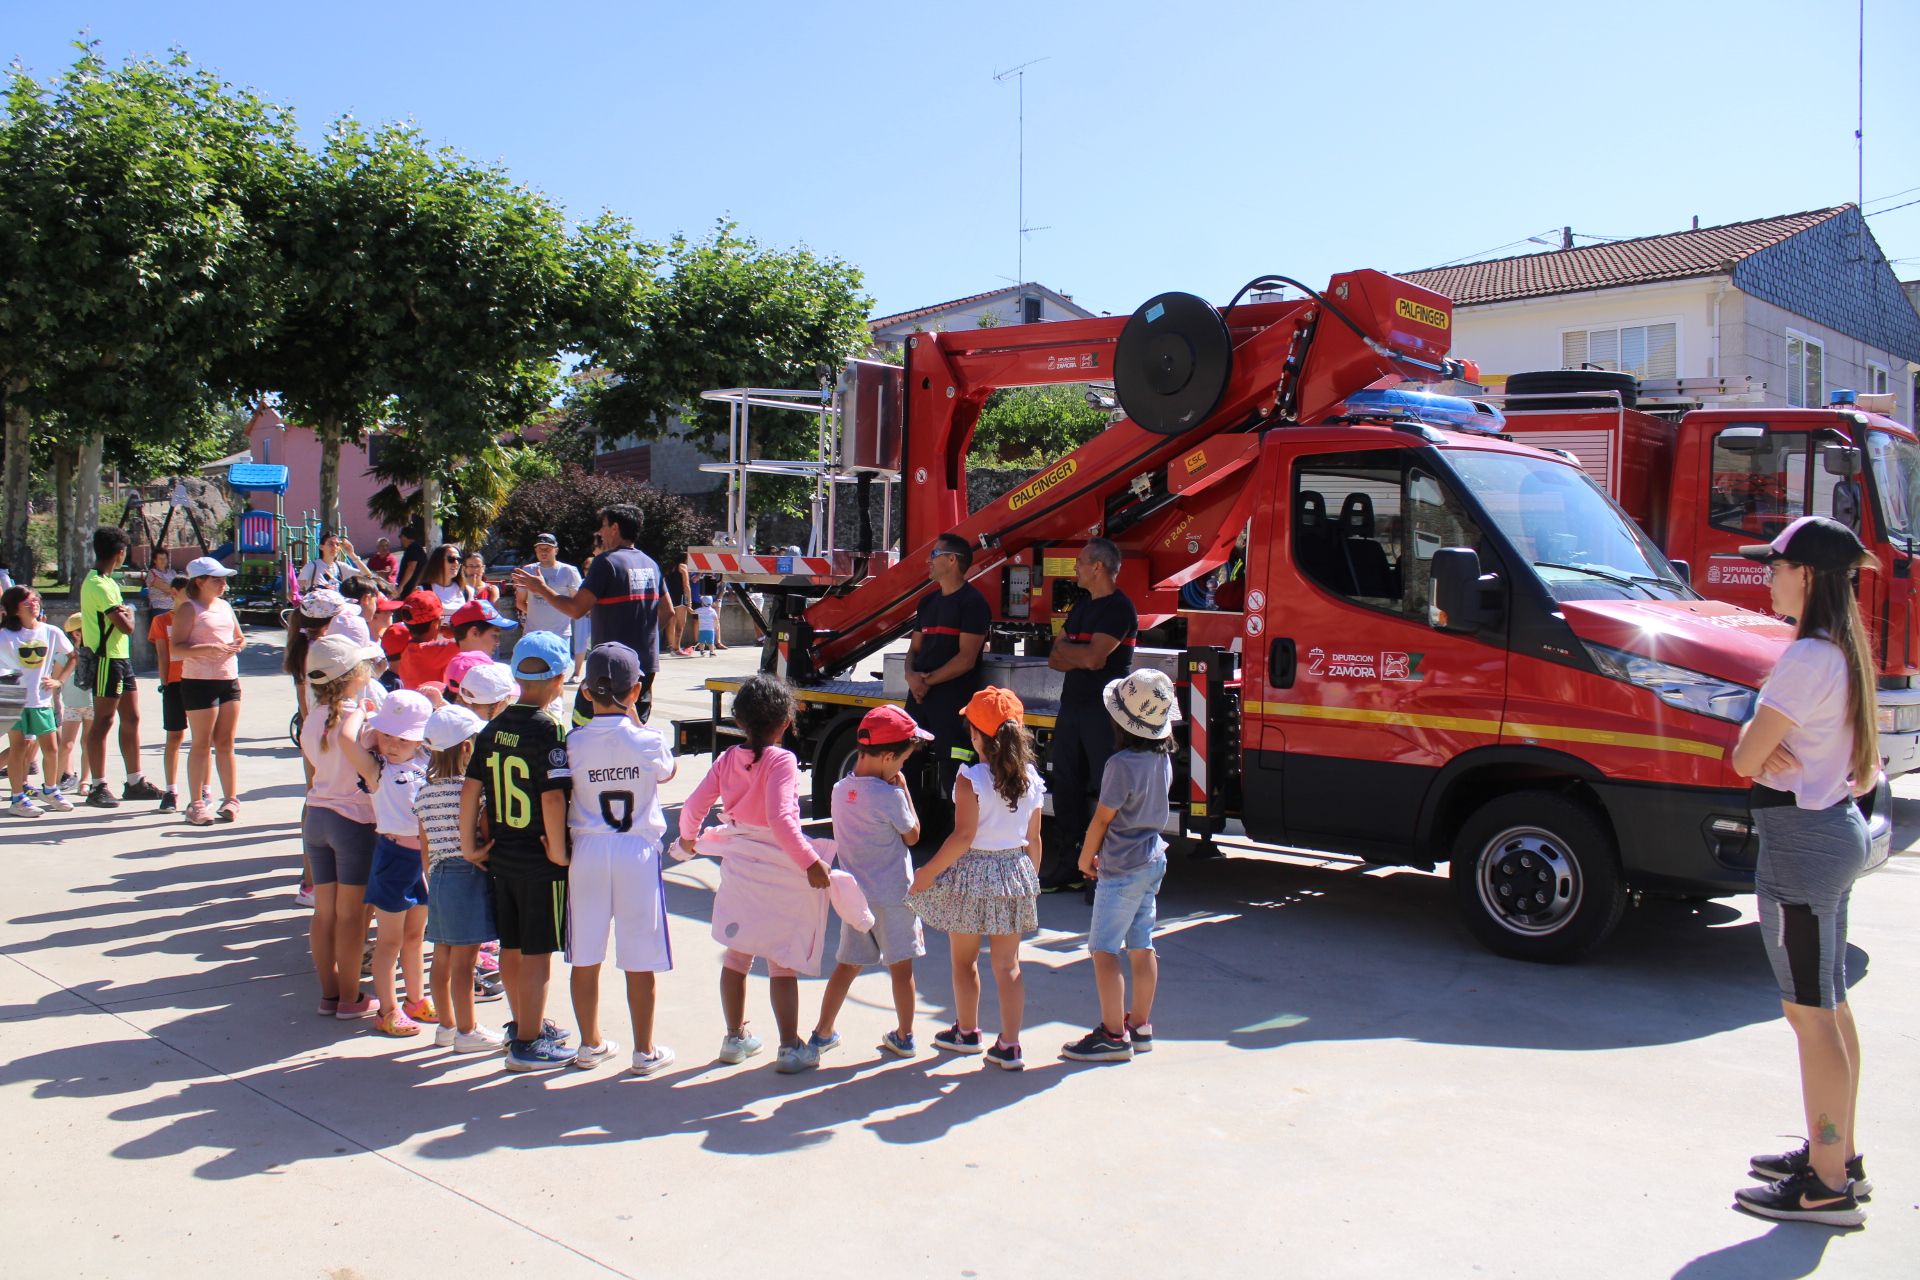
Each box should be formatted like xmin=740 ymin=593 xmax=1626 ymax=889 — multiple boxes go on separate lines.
xmin=170 ymin=557 xmax=247 ymax=827
xmin=1728 ymin=516 xmax=1877 ymax=1227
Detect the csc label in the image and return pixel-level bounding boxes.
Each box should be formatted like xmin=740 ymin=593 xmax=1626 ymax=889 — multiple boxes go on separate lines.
xmin=1395 ymin=298 xmax=1449 ymax=330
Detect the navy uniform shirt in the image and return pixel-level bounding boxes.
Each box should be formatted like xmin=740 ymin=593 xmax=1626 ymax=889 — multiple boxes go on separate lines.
xmin=584 ymin=546 xmax=663 ymax=674
xmin=1059 ymin=591 xmax=1137 ymax=708
xmin=466 ymin=703 xmax=572 ymax=880
xmin=906 ymin=582 xmax=991 ymax=748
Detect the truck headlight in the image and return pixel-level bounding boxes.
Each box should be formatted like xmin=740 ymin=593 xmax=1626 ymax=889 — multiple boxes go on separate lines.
xmin=1876 ymin=704 xmax=1920 ymax=734
xmin=1583 ymin=642 xmax=1757 ymax=723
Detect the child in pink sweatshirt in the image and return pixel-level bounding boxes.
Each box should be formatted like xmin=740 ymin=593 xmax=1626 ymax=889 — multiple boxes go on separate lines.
xmin=678 ymin=674 xmax=833 ymax=1073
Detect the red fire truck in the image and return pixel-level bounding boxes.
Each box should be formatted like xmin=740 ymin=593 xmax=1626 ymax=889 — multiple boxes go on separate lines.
xmin=677 ymin=272 xmax=1891 ymax=961
xmin=1490 ymin=372 xmax=1920 ymax=775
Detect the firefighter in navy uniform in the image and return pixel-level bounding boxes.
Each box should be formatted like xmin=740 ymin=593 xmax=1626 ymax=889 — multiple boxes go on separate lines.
xmin=1044 ymin=536 xmax=1138 ymax=891
xmin=903 ymin=533 xmax=991 ymax=844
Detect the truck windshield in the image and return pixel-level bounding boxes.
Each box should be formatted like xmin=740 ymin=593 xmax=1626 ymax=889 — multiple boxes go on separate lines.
xmin=1867 ymin=430 xmax=1920 ymax=554
xmin=1448 ymin=450 xmax=1690 ymax=602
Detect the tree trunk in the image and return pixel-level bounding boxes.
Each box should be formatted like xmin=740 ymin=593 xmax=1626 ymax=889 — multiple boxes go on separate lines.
xmin=1 ymin=380 xmax=32 ymax=582
xmin=318 ymin=418 xmax=342 ymax=536
xmin=68 ymin=435 xmax=103 ymax=600
xmin=53 ymin=446 xmax=74 ymax=586
xmin=420 ymin=472 xmax=443 ymax=547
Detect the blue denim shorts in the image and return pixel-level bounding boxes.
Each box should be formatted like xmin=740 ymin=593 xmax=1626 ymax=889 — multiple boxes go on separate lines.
xmin=426 ymin=858 xmax=497 ymax=946
xmin=1088 ymin=857 xmax=1166 ymax=953
xmin=364 ymin=835 xmax=429 ymax=914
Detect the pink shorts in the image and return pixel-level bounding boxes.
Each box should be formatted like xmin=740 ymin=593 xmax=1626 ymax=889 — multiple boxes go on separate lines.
xmin=721 ymin=948 xmax=797 ymax=979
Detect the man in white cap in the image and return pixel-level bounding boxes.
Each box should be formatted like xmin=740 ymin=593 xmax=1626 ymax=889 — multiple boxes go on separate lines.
xmin=514 ymin=533 xmax=581 ymax=649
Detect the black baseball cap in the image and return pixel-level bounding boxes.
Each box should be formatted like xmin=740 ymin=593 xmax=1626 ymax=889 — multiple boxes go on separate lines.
xmin=584 ymin=642 xmax=640 ymax=700
xmin=1739 ymin=515 xmax=1870 ymax=572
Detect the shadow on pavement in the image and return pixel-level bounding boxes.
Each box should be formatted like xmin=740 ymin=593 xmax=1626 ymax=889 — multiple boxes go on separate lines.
xmin=1672 ymin=1220 xmax=1845 ymax=1278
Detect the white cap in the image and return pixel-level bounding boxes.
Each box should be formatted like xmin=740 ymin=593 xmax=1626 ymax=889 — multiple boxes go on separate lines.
xmin=458 ymin=662 xmax=517 ymax=705
xmin=185 ymin=556 xmax=237 ymax=579
xmin=424 ymin=704 xmax=486 ymax=751
xmin=306 ymin=634 xmax=383 ymax=683
xmin=325 ymin=611 xmax=372 ymax=646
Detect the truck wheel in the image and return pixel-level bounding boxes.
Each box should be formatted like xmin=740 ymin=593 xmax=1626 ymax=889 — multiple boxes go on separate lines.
xmin=810 ymin=722 xmax=862 ymax=817
xmin=1504 ymin=369 xmax=1639 ymax=410
xmin=1449 ymin=792 xmax=1626 ymax=962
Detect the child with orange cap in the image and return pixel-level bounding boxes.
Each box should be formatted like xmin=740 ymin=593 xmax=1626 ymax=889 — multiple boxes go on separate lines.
xmin=908 ymin=686 xmax=1044 ymax=1071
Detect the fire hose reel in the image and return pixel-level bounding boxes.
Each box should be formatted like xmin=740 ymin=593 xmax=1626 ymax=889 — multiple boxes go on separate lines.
xmin=1114 ymin=291 xmax=1233 ymax=436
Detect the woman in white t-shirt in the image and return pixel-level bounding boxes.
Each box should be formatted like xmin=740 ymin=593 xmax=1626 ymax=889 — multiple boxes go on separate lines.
xmin=1728 ymin=516 xmax=1877 ymax=1226
xmin=422 ymin=544 xmax=470 ymax=615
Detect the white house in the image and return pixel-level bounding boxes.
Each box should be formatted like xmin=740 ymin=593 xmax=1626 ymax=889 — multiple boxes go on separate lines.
xmin=1403 ymin=206 xmax=1920 ymax=421
xmin=868 ymin=283 xmax=1097 ymax=352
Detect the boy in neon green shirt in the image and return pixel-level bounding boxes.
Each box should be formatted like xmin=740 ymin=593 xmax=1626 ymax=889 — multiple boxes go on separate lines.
xmin=78 ymin=527 xmax=161 ymax=807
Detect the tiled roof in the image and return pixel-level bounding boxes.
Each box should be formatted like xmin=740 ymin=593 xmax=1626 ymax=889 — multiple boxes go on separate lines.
xmin=1402 ymin=208 xmax=1852 ymax=305
xmin=870 ymin=283 xmax=1081 ymax=331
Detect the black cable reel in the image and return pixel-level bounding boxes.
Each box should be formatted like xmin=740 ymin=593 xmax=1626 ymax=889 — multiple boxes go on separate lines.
xmin=1114 ymin=291 xmax=1233 ymax=436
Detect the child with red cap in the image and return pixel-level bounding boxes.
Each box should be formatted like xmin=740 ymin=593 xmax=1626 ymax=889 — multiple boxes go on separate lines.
xmin=908 ymin=686 xmax=1044 ymax=1070
xmin=809 ymin=705 xmax=930 ymax=1058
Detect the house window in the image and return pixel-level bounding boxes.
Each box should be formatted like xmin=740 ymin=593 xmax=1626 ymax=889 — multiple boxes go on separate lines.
xmin=1560 ymin=322 xmax=1678 ymax=380
xmin=257 ymin=438 xmax=271 ymax=465
xmin=365 ymin=433 xmax=393 ymax=471
xmin=1786 ymin=331 xmax=1824 ymax=408
xmin=1021 ymin=295 xmax=1043 ymax=325
xmin=1866 ymin=362 xmax=1890 ymax=397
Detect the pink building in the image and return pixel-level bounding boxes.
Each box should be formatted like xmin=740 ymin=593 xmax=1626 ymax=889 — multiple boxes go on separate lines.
xmin=243 ymin=408 xmax=402 ymax=540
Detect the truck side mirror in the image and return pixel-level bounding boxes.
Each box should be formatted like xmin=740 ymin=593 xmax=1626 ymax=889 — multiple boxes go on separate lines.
xmin=1667 ymin=558 xmax=1691 ymax=585
xmin=1431 ymin=548 xmax=1500 ymax=633
xmin=1716 ymin=425 xmax=1769 ymax=454
xmin=1823 ymin=446 xmax=1862 ymax=477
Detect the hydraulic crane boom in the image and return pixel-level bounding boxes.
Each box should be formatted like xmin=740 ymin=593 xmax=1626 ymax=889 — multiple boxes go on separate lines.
xmin=791 ymin=268 xmax=1457 ymax=680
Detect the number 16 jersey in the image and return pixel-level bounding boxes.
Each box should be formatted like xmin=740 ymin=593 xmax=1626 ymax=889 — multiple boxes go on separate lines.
xmin=566 ymin=714 xmax=675 ymax=846
xmin=467 ymin=703 xmax=572 ymax=879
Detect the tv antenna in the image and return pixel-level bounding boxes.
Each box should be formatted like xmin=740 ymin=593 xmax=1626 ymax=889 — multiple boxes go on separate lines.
xmin=993 ymin=58 xmax=1051 ymax=286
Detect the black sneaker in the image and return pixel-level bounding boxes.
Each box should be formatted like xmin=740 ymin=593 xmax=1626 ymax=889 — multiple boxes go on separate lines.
xmin=123 ymin=778 xmax=165 ymax=801
xmin=984 ymin=1041 xmax=1025 ymax=1071
xmin=1061 ymin=1026 xmax=1133 ymax=1062
xmin=158 ymin=790 xmax=179 ymax=814
xmin=1126 ymin=1020 xmax=1154 ymax=1053
xmin=1750 ymin=1141 xmax=1870 ymax=1200
xmin=932 ymin=1024 xmax=984 ymax=1054
xmin=85 ymin=783 xmax=120 ymax=809
xmin=1733 ymin=1168 xmax=1864 ymax=1227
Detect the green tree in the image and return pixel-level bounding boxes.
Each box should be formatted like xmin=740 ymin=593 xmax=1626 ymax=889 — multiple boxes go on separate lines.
xmin=970 ymin=383 xmax=1111 ymax=465
xmin=568 ymin=220 xmax=871 ymax=514
xmin=0 ymin=44 xmax=295 ymax=578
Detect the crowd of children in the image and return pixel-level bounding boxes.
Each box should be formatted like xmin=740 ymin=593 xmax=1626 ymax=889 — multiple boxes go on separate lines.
xmin=290 ymin=608 xmax=1183 ymax=1075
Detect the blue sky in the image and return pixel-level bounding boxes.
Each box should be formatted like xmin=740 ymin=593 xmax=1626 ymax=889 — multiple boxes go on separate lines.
xmin=9 ymin=0 xmax=1920 ymax=322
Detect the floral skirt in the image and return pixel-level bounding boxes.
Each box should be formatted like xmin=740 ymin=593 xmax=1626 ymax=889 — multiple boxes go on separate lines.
xmin=909 ymin=847 xmax=1040 ymax=937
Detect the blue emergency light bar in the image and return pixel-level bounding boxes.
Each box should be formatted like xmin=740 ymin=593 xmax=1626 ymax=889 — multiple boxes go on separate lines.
xmin=1341 ymin=388 xmax=1506 ymax=433
xmin=1829 ymin=389 xmax=1858 ymax=406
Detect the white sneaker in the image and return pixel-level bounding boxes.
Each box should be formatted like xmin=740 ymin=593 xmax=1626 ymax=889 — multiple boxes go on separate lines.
xmin=630 ymin=1045 xmax=676 ymax=1077
xmin=452 ymin=1026 xmax=506 ymax=1054
xmin=572 ymin=1039 xmax=619 ymax=1070
xmin=294 ymin=885 xmax=315 ymax=909
xmin=38 ymin=788 xmax=73 ymax=813
xmin=9 ymin=795 xmax=44 ymax=818
xmin=718 ymin=1031 xmax=763 ymax=1065
xmin=434 ymin=1024 xmax=457 ymax=1048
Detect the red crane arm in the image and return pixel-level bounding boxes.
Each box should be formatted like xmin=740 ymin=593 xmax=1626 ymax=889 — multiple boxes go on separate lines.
xmin=799 ymin=269 xmax=1453 ymax=678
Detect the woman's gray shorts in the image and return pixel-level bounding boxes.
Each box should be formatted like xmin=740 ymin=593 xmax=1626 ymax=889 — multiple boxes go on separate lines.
xmin=1753 ymin=799 xmax=1869 ymax=1009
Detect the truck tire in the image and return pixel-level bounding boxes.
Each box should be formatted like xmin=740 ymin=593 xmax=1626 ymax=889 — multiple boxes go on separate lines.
xmin=1449 ymin=791 xmax=1627 ymax=962
xmin=810 ymin=721 xmax=862 ymax=817
xmin=1504 ymin=369 xmax=1639 ymax=410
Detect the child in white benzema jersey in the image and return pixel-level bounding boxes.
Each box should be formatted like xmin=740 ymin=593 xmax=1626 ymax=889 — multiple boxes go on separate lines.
xmin=564 ymin=642 xmax=678 ymax=1076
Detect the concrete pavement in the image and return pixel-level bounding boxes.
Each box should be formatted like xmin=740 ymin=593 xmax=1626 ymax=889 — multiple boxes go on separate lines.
xmin=2 ymin=630 xmax=1916 ymax=1278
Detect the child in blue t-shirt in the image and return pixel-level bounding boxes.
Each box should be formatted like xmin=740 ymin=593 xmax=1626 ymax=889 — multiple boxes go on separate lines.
xmin=1062 ymin=669 xmax=1179 ymax=1064
xmin=810 ymin=706 xmax=928 ymax=1057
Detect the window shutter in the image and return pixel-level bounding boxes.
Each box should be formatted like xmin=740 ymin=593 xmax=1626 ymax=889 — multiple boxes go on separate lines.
xmin=1588 ymin=328 xmax=1620 ymax=370
xmin=1788 ymin=336 xmax=1806 ymax=406
xmin=1562 ymin=330 xmax=1588 ymax=367
xmin=1807 ymin=341 xmax=1822 ymax=405
xmin=1645 ymin=323 xmax=1677 ymax=378
xmin=1620 ymin=327 xmax=1647 ymax=376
